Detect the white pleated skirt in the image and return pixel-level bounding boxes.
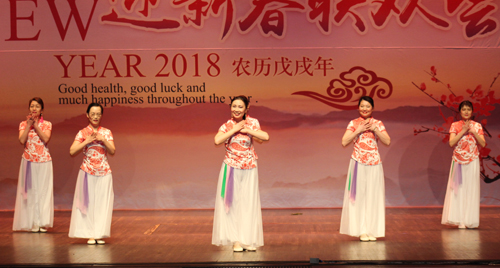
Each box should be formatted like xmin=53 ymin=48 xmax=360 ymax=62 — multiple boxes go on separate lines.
xmin=340 ymin=159 xmax=385 ymax=238
xmin=69 ymin=170 xmax=114 ymax=239
xmin=13 ymin=158 xmax=54 ymax=231
xmin=441 ymin=158 xmax=480 ymax=228
xmin=212 ymin=162 xmax=264 ymax=248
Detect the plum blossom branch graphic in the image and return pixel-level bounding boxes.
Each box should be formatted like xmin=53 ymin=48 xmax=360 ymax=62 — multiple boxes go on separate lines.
xmin=411 ymin=82 xmax=457 ymax=113
xmin=292 ymin=66 xmax=393 ymax=110
xmin=484 ymin=72 xmax=500 ymax=96
xmin=424 ymin=66 xmax=456 ymax=97
xmin=413 ymin=66 xmax=500 ymax=183
xmin=482 ymin=155 xmax=500 ymax=183
xmin=415 ymin=126 xmax=448 ymax=135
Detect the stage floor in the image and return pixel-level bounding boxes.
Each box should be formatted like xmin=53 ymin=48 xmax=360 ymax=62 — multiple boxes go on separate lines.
xmin=1 ymin=208 xmax=499 ymax=267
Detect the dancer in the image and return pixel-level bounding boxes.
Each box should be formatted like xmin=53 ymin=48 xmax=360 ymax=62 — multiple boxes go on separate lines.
xmin=13 ymin=97 xmax=54 ymax=233
xmin=212 ymin=95 xmax=269 ymax=252
xmin=68 ymin=103 xmax=115 ymax=245
xmin=442 ymin=100 xmax=485 ymax=229
xmin=339 ymin=96 xmax=391 ymax=241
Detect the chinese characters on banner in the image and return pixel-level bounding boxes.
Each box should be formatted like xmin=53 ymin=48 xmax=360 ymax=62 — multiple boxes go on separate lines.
xmin=233 ymin=56 xmax=334 ymax=77
xmin=99 ymin=0 xmax=498 ymax=40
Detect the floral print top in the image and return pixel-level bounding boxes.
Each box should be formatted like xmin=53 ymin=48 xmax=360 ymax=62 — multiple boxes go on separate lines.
xmin=450 ymin=120 xmax=483 ymax=164
xmin=219 ymin=116 xmax=261 ymax=170
xmin=347 ymin=117 xmax=386 ymax=166
xmin=19 ymin=120 xmax=52 ymax=162
xmin=75 ymin=125 xmax=114 ymax=176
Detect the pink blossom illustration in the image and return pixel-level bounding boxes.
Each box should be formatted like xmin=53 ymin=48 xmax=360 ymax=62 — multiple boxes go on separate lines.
xmin=412 ymin=67 xmax=500 ymax=183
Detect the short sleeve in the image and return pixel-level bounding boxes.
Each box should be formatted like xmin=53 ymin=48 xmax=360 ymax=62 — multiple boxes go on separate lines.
xmin=250 ymin=118 xmax=261 ymax=131
xmin=449 ymin=122 xmax=459 ymax=134
xmin=219 ymin=122 xmax=230 ymax=133
xmin=75 ymin=130 xmax=85 ymax=142
xmin=347 ymin=120 xmax=356 ymax=132
xmin=476 ymin=123 xmax=484 ymax=135
xmin=44 ymin=121 xmax=52 ymax=132
xmin=377 ymin=120 xmax=386 ymax=132
xmin=106 ymin=130 xmax=114 ymax=141
xmin=19 ymin=121 xmax=27 ymax=131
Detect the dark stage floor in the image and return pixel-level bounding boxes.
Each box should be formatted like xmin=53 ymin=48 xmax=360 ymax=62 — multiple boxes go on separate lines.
xmin=1 ymin=208 xmax=500 ymax=267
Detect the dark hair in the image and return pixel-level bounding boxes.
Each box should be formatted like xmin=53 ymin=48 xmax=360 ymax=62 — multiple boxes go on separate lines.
xmin=230 ymin=95 xmax=249 ymax=119
xmin=230 ymin=95 xmax=249 ymax=108
xmin=458 ymin=100 xmax=473 ymax=111
xmin=29 ymin=97 xmax=44 ymax=110
xmin=86 ymin=102 xmax=104 ymax=114
xmin=358 ymin=96 xmax=374 ymax=108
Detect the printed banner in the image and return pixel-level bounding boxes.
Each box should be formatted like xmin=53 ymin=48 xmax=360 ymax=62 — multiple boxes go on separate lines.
xmin=1 ymin=0 xmax=500 ymax=209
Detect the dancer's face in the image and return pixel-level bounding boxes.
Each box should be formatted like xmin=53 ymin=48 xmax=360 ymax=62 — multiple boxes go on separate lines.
xmin=358 ymin=100 xmax=373 ymax=119
xmin=231 ymin=99 xmax=248 ymax=122
xmin=460 ymin=105 xmax=472 ymax=120
xmin=29 ymin=101 xmax=42 ymax=117
xmin=87 ymin=106 xmax=103 ymax=127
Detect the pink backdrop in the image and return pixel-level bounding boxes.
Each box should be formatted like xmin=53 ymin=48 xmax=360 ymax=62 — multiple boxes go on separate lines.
xmin=1 ymin=0 xmax=500 ymax=209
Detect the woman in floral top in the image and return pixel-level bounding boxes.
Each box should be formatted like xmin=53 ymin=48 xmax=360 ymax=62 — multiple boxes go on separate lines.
xmin=442 ymin=100 xmax=485 ymax=229
xmin=13 ymin=97 xmax=54 ymax=233
xmin=69 ymin=103 xmax=115 ymax=245
xmin=340 ymin=96 xmax=391 ymax=242
xmin=212 ymin=95 xmax=269 ymax=252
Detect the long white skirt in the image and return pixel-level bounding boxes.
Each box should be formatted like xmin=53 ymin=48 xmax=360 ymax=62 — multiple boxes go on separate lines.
xmin=13 ymin=159 xmax=54 ymax=231
xmin=340 ymin=159 xmax=385 ymax=238
xmin=441 ymin=158 xmax=480 ymax=228
xmin=69 ymin=170 xmax=114 ymax=239
xmin=212 ymin=163 xmax=264 ymax=248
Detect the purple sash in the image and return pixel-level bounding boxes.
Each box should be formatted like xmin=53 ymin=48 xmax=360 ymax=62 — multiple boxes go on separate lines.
xmin=220 ymin=163 xmax=234 ymax=213
xmin=76 ymin=172 xmax=89 ymax=214
xmin=22 ymin=160 xmax=32 ymax=200
xmin=450 ymin=161 xmax=462 ymax=195
xmin=348 ymin=160 xmax=358 ymax=203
